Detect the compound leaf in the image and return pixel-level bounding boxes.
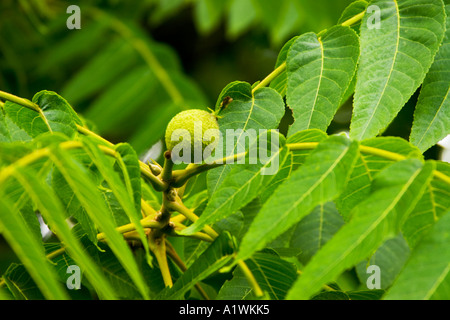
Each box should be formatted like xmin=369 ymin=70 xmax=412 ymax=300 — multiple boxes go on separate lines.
xmin=385 ymin=209 xmax=450 ymax=299
xmin=350 ymin=0 xmax=446 ymax=140
xmin=207 ymin=82 xmax=285 ymax=196
xmin=410 ymin=1 xmax=450 ymax=152
xmin=286 ymin=159 xmax=434 ymax=299
xmin=183 ymin=131 xmax=287 ymax=235
xmin=48 ymin=145 xmax=150 ymax=299
xmin=287 ymin=25 xmax=359 ymax=135
xmin=0 ymin=196 xmax=68 ymax=300
xmin=236 ymin=135 xmax=359 ymax=262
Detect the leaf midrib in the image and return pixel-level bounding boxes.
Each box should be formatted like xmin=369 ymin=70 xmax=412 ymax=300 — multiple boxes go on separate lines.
xmin=415 ymin=84 xmax=450 ymax=147
xmin=423 ymin=262 xmax=450 ymax=299
xmin=210 ymin=91 xmax=255 ymax=196
xmin=306 ymin=36 xmax=324 ymax=129
xmin=249 ymin=257 xmax=278 ymax=299
xmin=278 ymin=143 xmax=351 ymax=221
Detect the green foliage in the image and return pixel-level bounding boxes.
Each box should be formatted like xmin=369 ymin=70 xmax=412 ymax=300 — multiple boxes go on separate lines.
xmin=0 ymin=0 xmax=450 ymax=301
xmin=217 ymin=249 xmax=297 ymax=300
xmin=4 ymin=91 xmax=82 ymax=139
xmin=158 ymin=232 xmax=236 ymax=300
xmin=385 ymin=209 xmax=450 ymax=299
xmin=206 ymin=82 xmax=285 ymax=196
xmin=236 ymin=135 xmax=359 ymax=262
xmin=350 ymin=0 xmax=446 ymax=140
xmin=286 ymin=25 xmax=359 ymax=135
xmin=410 ymin=1 xmax=450 ymax=152
xmin=287 ymin=159 xmax=435 ymax=299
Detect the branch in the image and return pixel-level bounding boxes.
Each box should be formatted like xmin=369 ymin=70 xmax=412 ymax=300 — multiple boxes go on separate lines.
xmin=0 ymin=90 xmax=40 ymax=112
xmin=237 ymin=260 xmax=264 ymax=298
xmin=171 ymin=222 xmax=214 ymax=242
xmin=141 ymin=198 xmax=158 ymax=218
xmin=341 ymin=10 xmax=366 ymax=27
xmin=166 ymin=197 xmax=219 ymax=240
xmin=252 ymin=63 xmax=287 ymax=93
xmin=148 ymin=232 xmax=173 ymax=287
xmin=165 ymin=241 xmax=210 ymax=300
xmin=96 ymin=216 xmax=165 ymax=241
xmin=287 ymin=142 xmax=448 ymax=183
xmin=171 ymin=151 xmax=247 ymax=188
xmin=161 ymin=151 xmax=175 ymax=182
xmin=140 ymin=161 xmax=168 ymax=191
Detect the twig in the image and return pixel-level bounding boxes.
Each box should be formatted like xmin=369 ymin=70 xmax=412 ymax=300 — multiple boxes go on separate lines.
xmin=165 ymin=241 xmax=210 ymax=300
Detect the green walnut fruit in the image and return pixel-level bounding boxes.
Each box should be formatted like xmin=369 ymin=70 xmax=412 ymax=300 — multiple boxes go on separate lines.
xmin=165 ymin=109 xmax=220 ymax=162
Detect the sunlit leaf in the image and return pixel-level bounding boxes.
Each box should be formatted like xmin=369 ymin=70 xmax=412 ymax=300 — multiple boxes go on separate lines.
xmin=287 ymin=25 xmax=359 ymax=134
xmin=410 ymin=1 xmax=450 ymax=152
xmin=350 ymin=0 xmax=446 ymax=140
xmin=385 ymin=210 xmax=450 ymax=300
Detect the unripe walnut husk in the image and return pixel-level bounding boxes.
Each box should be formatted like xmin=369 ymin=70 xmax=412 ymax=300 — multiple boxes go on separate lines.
xmin=165 ymin=109 xmax=220 ymax=161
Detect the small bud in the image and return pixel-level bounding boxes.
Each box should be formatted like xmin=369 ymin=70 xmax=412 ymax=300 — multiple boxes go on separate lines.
xmin=147 ymin=162 xmax=162 ymax=176
xmin=166 ymin=188 xmax=178 ymax=202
